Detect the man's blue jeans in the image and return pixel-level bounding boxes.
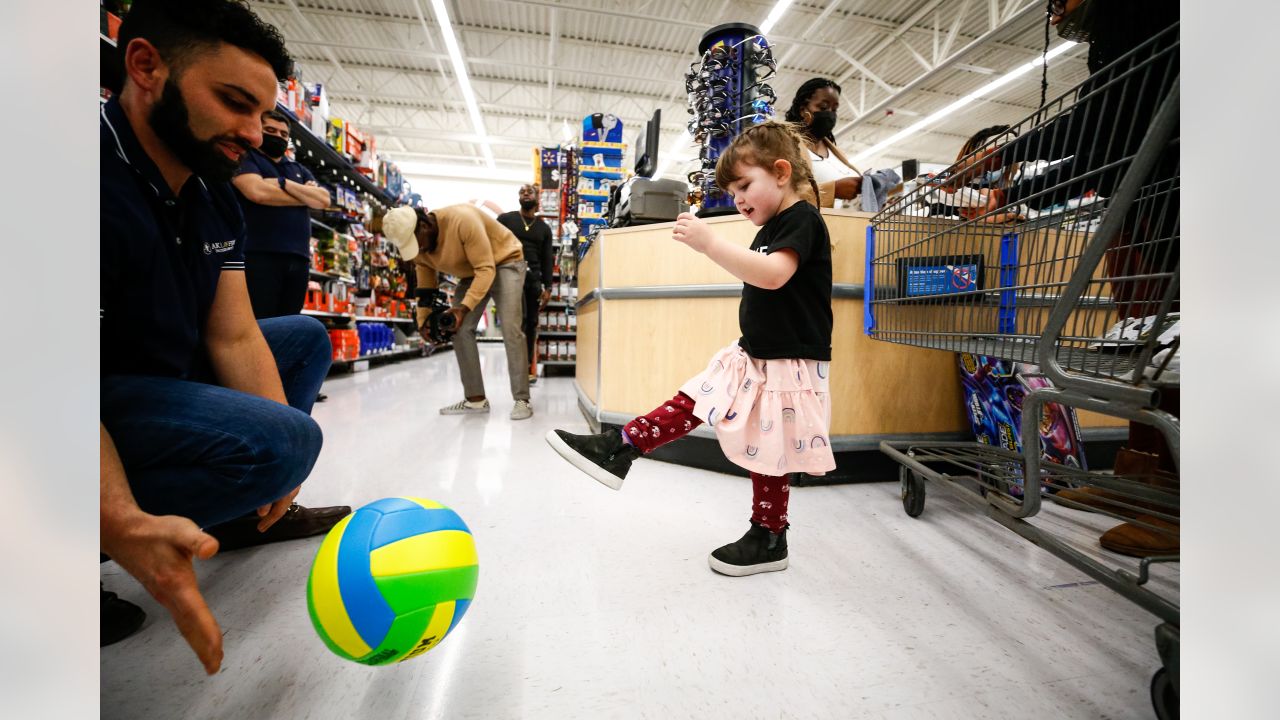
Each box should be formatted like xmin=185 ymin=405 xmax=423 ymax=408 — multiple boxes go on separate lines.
xmin=101 ymin=316 xmax=332 ymax=529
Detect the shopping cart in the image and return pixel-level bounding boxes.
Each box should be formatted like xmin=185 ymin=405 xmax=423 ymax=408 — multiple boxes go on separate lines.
xmin=865 ymin=25 xmax=1180 ymax=719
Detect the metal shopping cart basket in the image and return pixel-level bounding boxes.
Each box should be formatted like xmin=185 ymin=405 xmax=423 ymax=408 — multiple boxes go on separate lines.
xmin=864 ymin=24 xmax=1180 ymax=719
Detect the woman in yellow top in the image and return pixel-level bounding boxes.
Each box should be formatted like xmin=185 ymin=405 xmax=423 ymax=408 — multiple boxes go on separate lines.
xmin=383 ymin=204 xmax=533 ymax=420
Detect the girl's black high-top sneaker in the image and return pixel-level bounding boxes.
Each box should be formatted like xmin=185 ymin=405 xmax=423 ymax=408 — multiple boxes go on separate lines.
xmin=546 ymin=429 xmax=641 ymax=490
xmin=708 ymin=522 xmax=789 ymax=576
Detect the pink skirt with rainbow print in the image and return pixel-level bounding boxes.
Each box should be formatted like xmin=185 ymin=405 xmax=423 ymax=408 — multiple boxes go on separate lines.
xmin=678 ymin=343 xmax=835 ymax=477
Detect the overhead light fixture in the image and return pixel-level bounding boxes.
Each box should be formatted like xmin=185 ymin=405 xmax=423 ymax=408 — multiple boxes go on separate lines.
xmin=850 ymin=41 xmax=1078 ymax=166
xmin=759 ymin=0 xmax=794 ymax=35
xmin=653 ymin=131 xmax=690 ymax=180
xmin=429 ymin=0 xmax=495 ymax=169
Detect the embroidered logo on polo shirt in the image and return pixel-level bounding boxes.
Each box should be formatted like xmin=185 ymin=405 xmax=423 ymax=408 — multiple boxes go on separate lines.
xmin=203 ymin=239 xmax=237 ymax=255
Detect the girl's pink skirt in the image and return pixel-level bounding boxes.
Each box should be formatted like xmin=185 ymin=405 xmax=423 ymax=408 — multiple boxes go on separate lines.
xmin=678 ymin=343 xmax=835 ymax=477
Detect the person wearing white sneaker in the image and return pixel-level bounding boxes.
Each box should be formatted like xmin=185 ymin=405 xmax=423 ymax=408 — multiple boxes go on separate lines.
xmin=439 ymin=398 xmax=490 ymax=415
xmin=383 ymin=204 xmax=533 ymax=420
xmin=511 ymin=399 xmax=533 ymax=421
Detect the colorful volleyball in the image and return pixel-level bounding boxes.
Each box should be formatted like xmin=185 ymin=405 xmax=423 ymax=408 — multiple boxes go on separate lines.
xmin=306 ymin=497 xmax=478 ymax=665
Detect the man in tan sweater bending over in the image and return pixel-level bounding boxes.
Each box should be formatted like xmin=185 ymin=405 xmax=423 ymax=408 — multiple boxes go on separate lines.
xmin=383 ymin=204 xmax=533 ymax=420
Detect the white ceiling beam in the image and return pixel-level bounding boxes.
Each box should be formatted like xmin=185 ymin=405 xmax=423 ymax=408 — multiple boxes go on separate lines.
xmin=832 ymin=49 xmax=895 ymax=95
xmin=257 ymin=0 xmax=1041 ymax=68
xmin=940 ymin=0 xmax=972 ymax=60
xmin=897 ymin=36 xmax=934 ymax=73
xmin=309 ymin=56 xmax=1037 ymax=136
xmin=326 ymin=91 xmax=682 ymax=132
xmin=834 ymin=0 xmax=947 ymax=85
xmin=989 ymin=0 xmax=1002 ymax=31
xmin=280 ymin=0 xmax=354 ymax=92
xmin=776 ymin=0 xmax=845 ymax=68
xmin=289 ymin=56 xmax=683 ymax=108
xmin=833 ymin=0 xmax=1043 ymax=141
xmin=418 ymin=0 xmax=493 ymax=166
xmin=285 ymin=43 xmax=676 ymax=92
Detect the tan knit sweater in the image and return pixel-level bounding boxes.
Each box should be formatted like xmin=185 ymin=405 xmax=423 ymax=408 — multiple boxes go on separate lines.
xmin=414 ymin=204 xmax=524 ymax=321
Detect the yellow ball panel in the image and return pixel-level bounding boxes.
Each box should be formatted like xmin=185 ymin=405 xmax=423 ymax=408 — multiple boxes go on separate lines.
xmin=309 ymin=514 xmax=374 ymax=659
xmin=369 ymin=529 xmax=478 ymax=577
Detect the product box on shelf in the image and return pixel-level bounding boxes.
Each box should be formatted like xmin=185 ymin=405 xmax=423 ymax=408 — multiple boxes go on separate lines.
xmin=328 ymin=328 xmax=360 ymax=361
xmin=307 ymin=82 xmax=329 ymax=138
xmin=957 ymin=352 xmax=1087 ymax=497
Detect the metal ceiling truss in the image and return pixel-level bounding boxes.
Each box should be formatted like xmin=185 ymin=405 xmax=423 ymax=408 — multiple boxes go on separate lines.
xmin=252 ymin=0 xmax=1082 ymax=172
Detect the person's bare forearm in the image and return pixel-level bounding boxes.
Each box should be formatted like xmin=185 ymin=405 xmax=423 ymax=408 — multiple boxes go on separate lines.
xmin=285 ymin=181 xmax=331 ymax=210
xmin=208 ymin=332 xmax=287 ymax=405
xmin=242 ymin=178 xmax=308 ymax=207
xmin=102 ymin=424 xmax=146 ymax=548
xmin=702 ymin=237 xmax=795 ymax=290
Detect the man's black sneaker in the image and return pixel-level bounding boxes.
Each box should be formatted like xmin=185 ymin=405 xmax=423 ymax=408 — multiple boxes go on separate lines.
xmin=545 ymin=428 xmax=641 ymax=490
xmin=709 ymin=523 xmax=789 ymax=576
xmin=101 ymin=586 xmax=146 ymax=646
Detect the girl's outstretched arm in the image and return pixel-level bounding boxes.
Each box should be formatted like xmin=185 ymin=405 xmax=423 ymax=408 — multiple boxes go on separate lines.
xmin=672 ymin=212 xmax=799 ymax=290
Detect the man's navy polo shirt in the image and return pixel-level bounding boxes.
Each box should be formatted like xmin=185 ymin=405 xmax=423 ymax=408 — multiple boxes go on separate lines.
xmin=234 ymin=149 xmax=317 ymax=258
xmin=100 ymin=98 xmax=247 ymax=380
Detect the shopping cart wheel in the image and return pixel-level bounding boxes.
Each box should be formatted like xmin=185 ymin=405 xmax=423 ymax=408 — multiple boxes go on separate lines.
xmin=1150 ymin=668 xmax=1178 ymax=720
xmin=900 ymin=467 xmax=926 ymax=518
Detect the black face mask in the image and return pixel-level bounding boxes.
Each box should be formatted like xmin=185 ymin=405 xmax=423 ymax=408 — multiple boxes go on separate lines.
xmin=807 ymin=110 xmax=837 ymax=139
xmin=1055 ymin=0 xmax=1097 ymax=43
xmin=259 ymin=134 xmax=289 ymax=160
xmin=519 ymin=199 xmax=538 ymax=212
xmin=148 ymin=80 xmax=248 ymax=183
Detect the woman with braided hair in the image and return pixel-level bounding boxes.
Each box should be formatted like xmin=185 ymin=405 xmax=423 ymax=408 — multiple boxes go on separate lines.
xmin=785 ymin=78 xmax=862 ymax=208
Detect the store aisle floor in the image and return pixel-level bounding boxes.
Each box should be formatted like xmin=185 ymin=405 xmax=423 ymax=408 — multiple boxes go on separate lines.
xmin=101 ymin=346 xmax=1167 ymax=719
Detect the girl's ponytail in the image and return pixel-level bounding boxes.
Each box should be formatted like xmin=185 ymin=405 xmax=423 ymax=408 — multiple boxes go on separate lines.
xmin=714 ymin=120 xmax=820 ymax=208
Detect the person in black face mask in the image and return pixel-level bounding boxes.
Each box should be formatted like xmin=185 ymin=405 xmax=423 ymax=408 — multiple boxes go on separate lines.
xmin=231 ymin=109 xmax=332 ymax=318
xmin=497 ymin=183 xmax=554 ymax=383
xmin=784 ymin=78 xmax=862 ymax=208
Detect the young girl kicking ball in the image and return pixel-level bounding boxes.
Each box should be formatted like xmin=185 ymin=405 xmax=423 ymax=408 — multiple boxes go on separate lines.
xmin=547 ymin=120 xmax=835 ymax=576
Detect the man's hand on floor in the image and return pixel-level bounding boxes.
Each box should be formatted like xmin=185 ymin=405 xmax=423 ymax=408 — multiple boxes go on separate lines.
xmin=103 ymin=513 xmax=224 ymax=675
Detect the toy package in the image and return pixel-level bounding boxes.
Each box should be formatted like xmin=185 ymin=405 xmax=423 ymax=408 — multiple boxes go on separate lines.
xmin=957 ymin=353 xmax=1087 ymax=497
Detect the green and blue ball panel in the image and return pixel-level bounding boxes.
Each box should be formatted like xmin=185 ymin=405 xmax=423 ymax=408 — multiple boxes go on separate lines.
xmin=306 ymin=497 xmax=478 ymax=665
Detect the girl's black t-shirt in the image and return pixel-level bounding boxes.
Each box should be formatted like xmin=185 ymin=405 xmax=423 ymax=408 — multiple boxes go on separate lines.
xmin=738 ymin=201 xmax=833 ymax=361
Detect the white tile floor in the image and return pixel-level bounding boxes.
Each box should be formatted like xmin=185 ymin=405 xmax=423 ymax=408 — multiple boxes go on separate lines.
xmin=101 ymin=345 xmax=1173 ymax=719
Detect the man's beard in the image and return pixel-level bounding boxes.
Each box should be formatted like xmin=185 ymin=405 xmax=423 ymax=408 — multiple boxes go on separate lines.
xmin=148 ymin=80 xmax=249 ymax=183
xmin=520 ymin=199 xmax=538 ymax=211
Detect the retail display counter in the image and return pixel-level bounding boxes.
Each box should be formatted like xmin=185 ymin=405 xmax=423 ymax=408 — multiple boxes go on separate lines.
xmin=574 ymin=208 xmax=1124 ymax=457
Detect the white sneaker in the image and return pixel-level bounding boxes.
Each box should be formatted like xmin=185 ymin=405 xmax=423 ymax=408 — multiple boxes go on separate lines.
xmin=440 ymin=399 xmax=490 ymax=415
xmin=510 ymin=400 xmax=533 ymax=420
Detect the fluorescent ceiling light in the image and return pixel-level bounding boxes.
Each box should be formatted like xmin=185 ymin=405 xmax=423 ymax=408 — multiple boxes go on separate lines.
xmin=850 ymin=41 xmax=1078 ymax=166
xmin=398 ymin=162 xmax=532 ymax=183
xmin=759 ymin=0 xmax=794 ymax=34
xmin=430 ymin=0 xmax=494 ymax=168
xmin=653 ymin=131 xmax=691 ymax=180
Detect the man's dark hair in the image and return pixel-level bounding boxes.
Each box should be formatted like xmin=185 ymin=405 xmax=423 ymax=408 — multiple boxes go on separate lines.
xmin=263 ymin=108 xmax=291 ymax=125
xmin=118 ymin=0 xmax=293 ymax=84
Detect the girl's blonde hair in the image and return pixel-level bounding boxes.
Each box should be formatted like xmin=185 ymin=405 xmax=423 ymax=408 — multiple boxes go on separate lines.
xmin=714 ymin=120 xmax=820 ymax=207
